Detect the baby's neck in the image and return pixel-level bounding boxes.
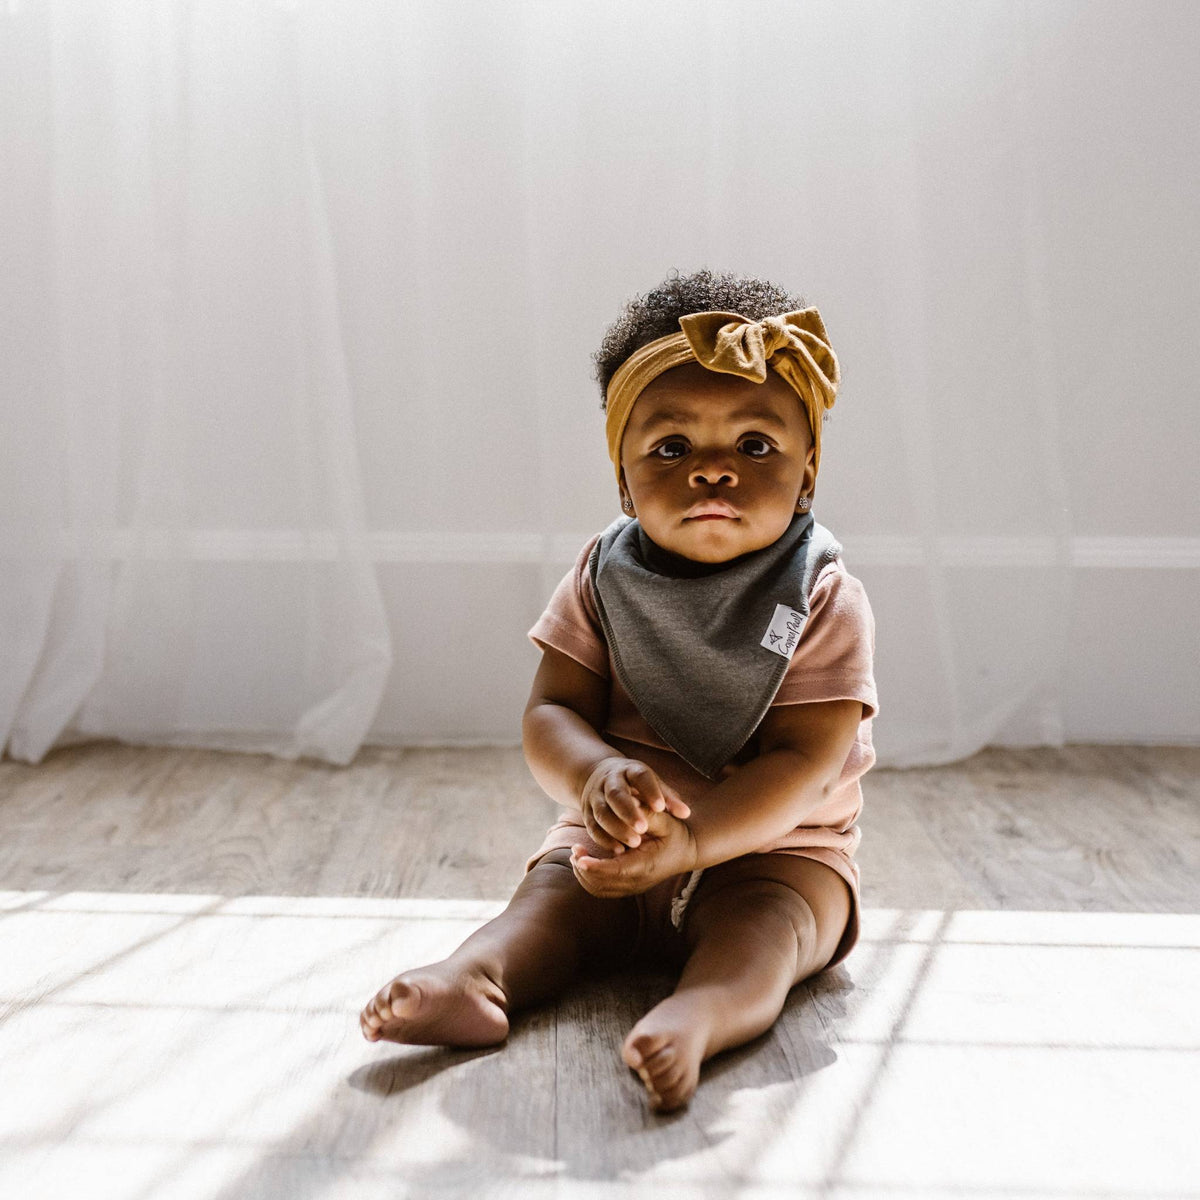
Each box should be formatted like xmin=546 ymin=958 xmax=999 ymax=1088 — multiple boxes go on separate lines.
xmin=635 ymin=528 xmax=746 ymax=578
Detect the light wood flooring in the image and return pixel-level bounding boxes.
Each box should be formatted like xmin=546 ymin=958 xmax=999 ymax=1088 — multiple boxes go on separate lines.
xmin=1 ymin=741 xmax=1197 ymax=1199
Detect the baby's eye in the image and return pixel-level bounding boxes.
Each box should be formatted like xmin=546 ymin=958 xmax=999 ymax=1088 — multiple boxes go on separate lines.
xmin=739 ymin=437 xmax=773 ymax=457
xmin=653 ymin=440 xmax=689 ymax=460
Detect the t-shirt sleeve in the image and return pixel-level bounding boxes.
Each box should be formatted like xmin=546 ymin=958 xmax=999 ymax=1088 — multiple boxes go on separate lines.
xmin=527 ymin=533 xmax=610 ymax=679
xmin=772 ymin=560 xmax=878 ymax=718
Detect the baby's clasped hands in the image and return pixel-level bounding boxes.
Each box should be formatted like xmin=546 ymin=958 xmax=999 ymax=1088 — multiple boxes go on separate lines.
xmin=577 ymin=756 xmax=690 ymax=853
xmin=571 ymin=757 xmax=697 ymax=898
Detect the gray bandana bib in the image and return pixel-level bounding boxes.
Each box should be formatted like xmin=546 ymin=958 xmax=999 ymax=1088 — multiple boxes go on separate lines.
xmin=588 ymin=511 xmax=841 ymax=779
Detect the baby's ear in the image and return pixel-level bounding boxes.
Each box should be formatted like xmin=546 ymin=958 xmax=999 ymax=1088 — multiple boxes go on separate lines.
xmin=800 ymin=447 xmax=817 ymax=501
xmin=618 ymin=470 xmax=633 ymax=511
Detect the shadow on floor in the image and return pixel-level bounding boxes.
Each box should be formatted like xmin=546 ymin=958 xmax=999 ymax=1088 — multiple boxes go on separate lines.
xmin=335 ymin=964 xmax=855 ymax=1186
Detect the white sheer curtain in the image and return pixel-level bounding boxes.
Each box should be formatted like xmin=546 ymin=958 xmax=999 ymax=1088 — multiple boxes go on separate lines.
xmin=2 ymin=0 xmax=1197 ymax=768
xmin=0 ymin=1 xmax=392 ymax=764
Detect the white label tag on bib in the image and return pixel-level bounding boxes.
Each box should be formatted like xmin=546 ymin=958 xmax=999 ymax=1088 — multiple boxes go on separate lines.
xmin=760 ymin=603 xmax=807 ymax=660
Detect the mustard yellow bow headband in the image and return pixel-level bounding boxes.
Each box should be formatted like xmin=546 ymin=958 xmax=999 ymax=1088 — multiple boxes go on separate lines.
xmin=604 ymin=308 xmax=841 ymax=487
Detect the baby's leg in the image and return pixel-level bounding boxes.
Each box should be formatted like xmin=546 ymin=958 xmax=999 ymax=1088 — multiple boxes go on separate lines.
xmin=623 ymin=854 xmax=851 ymax=1111
xmin=360 ymin=848 xmax=638 ymax=1047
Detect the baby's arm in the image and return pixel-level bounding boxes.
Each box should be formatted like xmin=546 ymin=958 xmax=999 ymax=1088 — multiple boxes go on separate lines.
xmin=522 ymin=645 xmax=688 ymax=854
xmin=569 ymin=699 xmax=861 ymax=897
xmin=685 ymin=698 xmax=862 ymax=869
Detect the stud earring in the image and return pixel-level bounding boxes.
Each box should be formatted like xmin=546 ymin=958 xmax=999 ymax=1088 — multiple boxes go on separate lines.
xmin=622 ymin=497 xmax=633 ymax=512
xmin=797 ymin=496 xmax=811 ymax=512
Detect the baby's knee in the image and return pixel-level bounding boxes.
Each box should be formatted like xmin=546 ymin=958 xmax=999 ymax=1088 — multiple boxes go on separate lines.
xmin=521 ymin=847 xmax=620 ymax=911
xmin=522 ymin=847 xmax=582 ymax=892
xmin=690 ymin=878 xmax=821 ymax=977
xmin=518 ymin=846 xmax=639 ymax=968
xmin=736 ymin=879 xmax=818 ymax=953
xmin=528 ymin=846 xmax=575 ymax=871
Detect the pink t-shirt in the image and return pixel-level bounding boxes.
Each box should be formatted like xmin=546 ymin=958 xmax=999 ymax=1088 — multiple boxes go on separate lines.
xmin=527 ymin=530 xmax=878 ymax=866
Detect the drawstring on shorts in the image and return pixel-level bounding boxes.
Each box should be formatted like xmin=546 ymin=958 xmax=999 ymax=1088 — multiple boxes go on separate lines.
xmin=669 ymin=869 xmax=705 ymax=931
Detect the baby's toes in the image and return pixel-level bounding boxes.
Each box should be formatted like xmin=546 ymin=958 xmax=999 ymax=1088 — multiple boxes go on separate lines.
xmin=360 ymin=998 xmax=385 ymax=1039
xmin=381 ymin=978 xmax=422 ymax=1021
xmin=623 ymin=1031 xmax=700 ymax=1112
xmin=622 ymin=1030 xmax=668 ymax=1071
xmin=644 ymin=1051 xmax=696 ymax=1111
xmin=360 ymin=983 xmax=405 ymax=1036
xmin=642 ymin=1049 xmax=680 ymax=1089
xmin=650 ymin=1071 xmax=696 ymax=1112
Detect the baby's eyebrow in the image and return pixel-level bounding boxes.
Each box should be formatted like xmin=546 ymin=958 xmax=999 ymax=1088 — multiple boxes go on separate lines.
xmin=639 ymin=407 xmax=788 ymax=434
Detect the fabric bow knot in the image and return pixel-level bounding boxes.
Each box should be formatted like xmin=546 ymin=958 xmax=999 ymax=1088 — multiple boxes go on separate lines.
xmin=677 ymin=309 xmax=840 ymax=406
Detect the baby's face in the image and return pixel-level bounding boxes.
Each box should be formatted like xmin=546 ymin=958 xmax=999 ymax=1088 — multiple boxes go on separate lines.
xmin=619 ymin=361 xmax=816 ymax=564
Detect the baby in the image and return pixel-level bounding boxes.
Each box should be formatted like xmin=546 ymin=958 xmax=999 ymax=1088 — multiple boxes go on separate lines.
xmin=360 ymin=268 xmax=878 ymax=1113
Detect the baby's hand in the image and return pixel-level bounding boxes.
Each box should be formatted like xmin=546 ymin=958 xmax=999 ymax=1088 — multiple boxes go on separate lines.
xmin=578 ymin=756 xmax=691 ymax=856
xmin=572 ymin=803 xmax=699 ymax=898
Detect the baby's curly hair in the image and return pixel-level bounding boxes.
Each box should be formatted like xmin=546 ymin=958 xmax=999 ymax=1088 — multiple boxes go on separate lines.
xmin=592 ymin=267 xmax=806 ymax=409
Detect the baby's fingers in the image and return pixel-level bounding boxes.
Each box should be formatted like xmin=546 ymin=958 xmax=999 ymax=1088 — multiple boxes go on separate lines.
xmin=571 ymin=846 xmax=636 ymax=892
xmin=663 ymin=792 xmax=691 ymax=819
xmin=626 ymin=764 xmax=690 ymax=819
xmin=603 ymin=778 xmax=651 ymax=833
xmin=584 ymin=804 xmax=631 ymax=853
xmin=590 ymin=798 xmax=642 ymax=848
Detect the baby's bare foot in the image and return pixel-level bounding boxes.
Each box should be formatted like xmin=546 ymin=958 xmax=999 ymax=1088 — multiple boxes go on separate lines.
xmin=360 ymin=960 xmax=509 ymax=1048
xmin=622 ymin=997 xmax=713 ymax=1112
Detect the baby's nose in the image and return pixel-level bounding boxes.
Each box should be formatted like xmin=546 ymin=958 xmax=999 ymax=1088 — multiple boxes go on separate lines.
xmin=689 ymin=453 xmax=739 ymax=487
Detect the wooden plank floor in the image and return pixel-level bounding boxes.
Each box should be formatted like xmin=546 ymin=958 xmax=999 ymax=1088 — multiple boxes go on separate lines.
xmin=1 ymin=741 xmax=1197 ymax=1199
